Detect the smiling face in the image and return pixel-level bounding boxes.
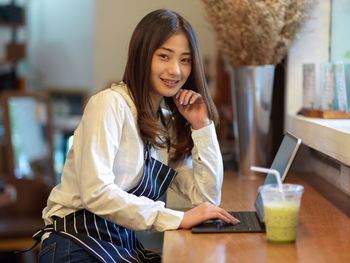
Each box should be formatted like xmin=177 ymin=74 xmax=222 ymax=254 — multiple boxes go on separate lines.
xmin=149 ymin=31 xmax=192 ymax=108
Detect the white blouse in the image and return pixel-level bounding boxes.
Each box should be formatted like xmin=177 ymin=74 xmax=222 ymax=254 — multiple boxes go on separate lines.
xmin=42 ymin=83 xmax=223 ymax=233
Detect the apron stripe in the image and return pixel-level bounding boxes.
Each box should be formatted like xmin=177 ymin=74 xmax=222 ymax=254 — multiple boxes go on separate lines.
xmin=139 ymin=171 xmax=150 ymax=197
xmin=124 ymin=228 xmax=130 ymax=250
xmin=83 ymin=210 xmax=90 ymax=236
xmin=64 ymin=217 xmax=67 ymax=232
xmin=150 ymin=163 xmax=163 ymax=199
xmin=123 ymin=230 xmax=142 ymax=263
xmin=73 ymin=212 xmax=78 ymax=234
xmin=135 ymin=244 xmax=147 ymax=261
xmin=104 ymin=219 xmax=113 ymax=243
xmin=139 ymin=160 xmax=156 ymax=196
xmin=96 ymin=216 xmax=110 ymax=242
xmin=61 ymin=232 xmax=108 ymax=263
xmin=86 ymin=210 xmax=100 ymax=238
xmin=129 ymin=229 xmax=135 ymax=250
xmin=72 ymin=211 xmax=83 ymax=234
xmin=156 ymin=169 xmax=172 ymax=200
xmin=130 ymin=176 xmax=144 ymax=194
xmin=93 ymin=214 xmax=102 ymax=240
xmin=108 ymin=243 xmax=137 ymax=263
xmin=147 ymin=160 xmax=157 ymax=197
xmin=61 ymin=230 xmax=139 ymax=263
xmin=123 ymin=248 xmax=141 ymax=263
xmin=129 ymin=157 xmax=152 ymax=195
xmin=135 ymin=241 xmax=160 ymax=262
xmin=88 ymin=236 xmax=118 ymax=263
xmin=113 ymin=224 xmax=124 ymax=247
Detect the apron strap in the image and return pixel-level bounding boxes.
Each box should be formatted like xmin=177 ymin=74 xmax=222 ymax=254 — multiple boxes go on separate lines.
xmin=14 ymin=224 xmax=54 ymax=253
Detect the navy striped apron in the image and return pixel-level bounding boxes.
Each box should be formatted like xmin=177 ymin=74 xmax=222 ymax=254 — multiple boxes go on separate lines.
xmin=34 ymin=141 xmax=177 ymax=263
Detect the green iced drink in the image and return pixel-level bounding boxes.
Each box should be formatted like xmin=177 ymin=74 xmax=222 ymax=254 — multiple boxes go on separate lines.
xmin=264 ymin=202 xmax=300 ymax=243
xmin=259 ymin=183 xmax=304 ymax=244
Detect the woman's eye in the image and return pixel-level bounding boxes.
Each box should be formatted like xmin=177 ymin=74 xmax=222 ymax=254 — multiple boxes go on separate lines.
xmin=182 ymin=58 xmax=191 ymax=64
xmin=159 ymin=54 xmax=168 ymax=60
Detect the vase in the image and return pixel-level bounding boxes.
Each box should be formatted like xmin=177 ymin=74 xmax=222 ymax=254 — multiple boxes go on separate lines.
xmin=229 ymin=65 xmax=275 ymax=178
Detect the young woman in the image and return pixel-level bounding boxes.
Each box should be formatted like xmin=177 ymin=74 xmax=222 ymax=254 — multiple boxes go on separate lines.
xmin=37 ymin=9 xmax=238 ymax=263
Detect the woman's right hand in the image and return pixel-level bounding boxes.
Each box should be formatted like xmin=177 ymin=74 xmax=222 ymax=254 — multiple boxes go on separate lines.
xmin=178 ymin=202 xmax=240 ymax=229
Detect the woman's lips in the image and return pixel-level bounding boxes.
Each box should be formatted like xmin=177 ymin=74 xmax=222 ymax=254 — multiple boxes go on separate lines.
xmin=161 ymin=78 xmax=179 ymax=87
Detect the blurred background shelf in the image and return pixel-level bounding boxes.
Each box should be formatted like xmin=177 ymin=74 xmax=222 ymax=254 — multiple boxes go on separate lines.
xmin=287 ymin=113 xmax=350 ymax=166
xmin=299 ymin=108 xmax=350 ymax=119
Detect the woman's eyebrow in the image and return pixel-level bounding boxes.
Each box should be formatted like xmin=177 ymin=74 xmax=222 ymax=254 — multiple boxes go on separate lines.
xmin=158 ymin=47 xmax=191 ymax=56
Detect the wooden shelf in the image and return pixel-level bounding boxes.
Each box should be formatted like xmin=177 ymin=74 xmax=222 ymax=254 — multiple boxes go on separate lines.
xmin=0 ymin=22 xmax=24 ymax=27
xmin=299 ymin=108 xmax=350 ymax=119
xmin=286 ymin=113 xmax=350 ymax=165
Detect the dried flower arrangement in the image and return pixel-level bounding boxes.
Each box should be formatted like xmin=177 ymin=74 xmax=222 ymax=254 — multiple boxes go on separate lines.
xmin=202 ymin=0 xmax=316 ymax=66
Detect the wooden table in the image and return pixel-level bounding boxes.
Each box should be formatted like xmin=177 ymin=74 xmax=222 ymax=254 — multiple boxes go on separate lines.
xmin=163 ymin=172 xmax=350 ymax=263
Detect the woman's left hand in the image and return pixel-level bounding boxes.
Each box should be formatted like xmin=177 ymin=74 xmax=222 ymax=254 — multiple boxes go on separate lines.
xmin=173 ymin=89 xmax=210 ymax=130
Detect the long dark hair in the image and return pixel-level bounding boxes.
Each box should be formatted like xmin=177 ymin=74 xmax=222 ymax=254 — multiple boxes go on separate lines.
xmin=123 ymin=9 xmax=218 ymax=162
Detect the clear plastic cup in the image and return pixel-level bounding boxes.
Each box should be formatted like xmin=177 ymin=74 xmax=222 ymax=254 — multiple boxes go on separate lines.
xmin=259 ymin=184 xmax=304 ymax=243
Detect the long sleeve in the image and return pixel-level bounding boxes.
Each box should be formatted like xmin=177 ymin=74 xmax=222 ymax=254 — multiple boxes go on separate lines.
xmin=169 ymin=122 xmax=224 ymax=206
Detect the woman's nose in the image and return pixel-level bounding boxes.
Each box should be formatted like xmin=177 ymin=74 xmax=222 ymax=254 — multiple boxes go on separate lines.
xmin=167 ymin=60 xmax=181 ymax=76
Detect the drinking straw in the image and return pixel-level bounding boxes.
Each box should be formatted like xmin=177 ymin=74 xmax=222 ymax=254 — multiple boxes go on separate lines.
xmin=250 ymin=166 xmax=285 ymax=202
xmin=250 ymin=166 xmax=283 ymax=189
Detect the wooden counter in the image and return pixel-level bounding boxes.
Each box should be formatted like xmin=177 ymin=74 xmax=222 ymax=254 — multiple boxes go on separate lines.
xmin=163 ymin=172 xmax=350 ymax=263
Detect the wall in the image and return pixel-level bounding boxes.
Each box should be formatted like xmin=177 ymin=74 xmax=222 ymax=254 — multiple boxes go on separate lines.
xmin=27 ymin=0 xmax=94 ymax=91
xmin=286 ymin=1 xmax=331 ymax=115
xmin=330 ymin=0 xmax=350 ymax=63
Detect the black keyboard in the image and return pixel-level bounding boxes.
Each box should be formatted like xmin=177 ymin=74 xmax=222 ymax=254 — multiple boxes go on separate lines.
xmin=192 ymin=211 xmax=265 ymax=233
